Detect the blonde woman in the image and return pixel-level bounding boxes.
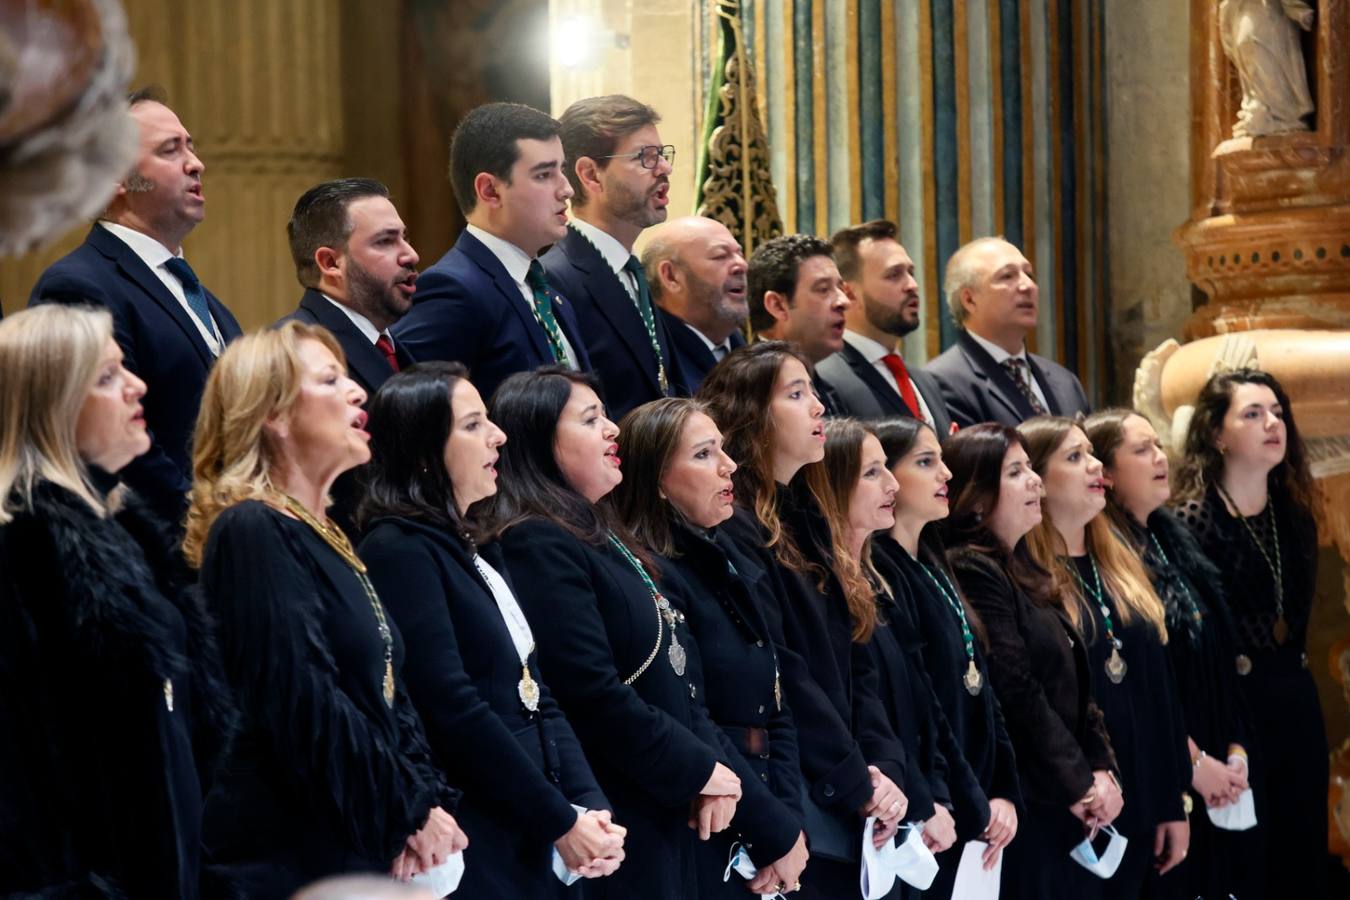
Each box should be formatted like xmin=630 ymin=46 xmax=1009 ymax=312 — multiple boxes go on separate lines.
xmin=0 ymin=305 xmax=233 ymax=898
xmin=1018 ymin=415 xmax=1190 ymax=897
xmin=184 ymin=322 xmax=465 ymax=899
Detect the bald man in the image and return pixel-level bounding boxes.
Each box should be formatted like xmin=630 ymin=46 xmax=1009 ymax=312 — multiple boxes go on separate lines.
xmin=642 ymin=215 xmax=749 ymax=392
xmin=923 ymin=236 xmax=1089 ymax=428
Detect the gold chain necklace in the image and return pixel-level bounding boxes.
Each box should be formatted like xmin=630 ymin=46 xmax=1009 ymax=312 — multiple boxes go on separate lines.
xmin=280 ymin=494 xmax=396 ymax=707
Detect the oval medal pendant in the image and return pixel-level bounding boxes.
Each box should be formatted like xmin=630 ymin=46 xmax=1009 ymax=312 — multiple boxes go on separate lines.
xmin=668 ymin=631 xmax=687 ymax=676
xmin=963 ymin=660 xmax=983 ymax=696
xmin=383 ymin=661 xmax=396 ymax=708
xmin=163 ymin=677 xmax=174 ymax=712
xmin=518 ymin=665 xmax=541 ymax=712
xmin=1105 ymin=647 xmax=1127 ymax=684
xmin=1272 ymin=615 xmax=1289 ymax=645
xmin=1235 ymin=653 xmax=1253 ymax=676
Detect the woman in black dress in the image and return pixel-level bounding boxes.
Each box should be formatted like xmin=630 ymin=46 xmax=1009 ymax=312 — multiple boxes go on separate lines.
xmin=871 ymin=417 xmax=1022 ymax=899
xmin=484 ymin=367 xmax=744 ymax=900
xmin=185 ymin=322 xmax=465 ymax=898
xmin=941 ymin=424 xmax=1120 ymax=900
xmin=0 ymin=306 xmax=233 ymax=898
xmin=356 ymin=362 xmax=625 ymax=898
xmin=610 ymin=397 xmax=810 ymax=897
xmin=698 ymin=342 xmax=910 ymax=899
xmin=1019 ymin=415 xmax=1190 ymax=898
xmin=1172 ymin=368 xmax=1328 ymax=898
xmin=1084 ymin=408 xmax=1255 ymax=899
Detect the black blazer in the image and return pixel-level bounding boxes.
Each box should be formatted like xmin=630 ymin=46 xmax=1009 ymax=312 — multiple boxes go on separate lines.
xmin=359 ymin=517 xmax=608 ymax=898
xmin=277 ymin=290 xmax=415 ymax=397
xmin=29 ymin=224 xmax=242 ymax=522
xmin=656 ymin=521 xmax=804 ymax=871
xmin=923 ymin=329 xmax=1089 ymax=428
xmin=946 ymin=546 xmax=1114 ymax=809
xmin=541 ymin=227 xmax=685 ymax=418
xmin=392 ymin=229 xmax=591 ymax=403
xmin=199 ymin=502 xmax=456 ymax=899
xmin=499 ymin=519 xmax=731 ymax=900
xmin=0 ymin=476 xmax=234 ymax=899
xmin=659 ymin=308 xmax=745 ymax=394
xmin=815 ymin=341 xmax=954 ymax=436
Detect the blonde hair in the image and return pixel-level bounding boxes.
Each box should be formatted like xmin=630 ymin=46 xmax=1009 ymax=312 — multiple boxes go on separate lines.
xmin=183 ymin=321 xmax=345 ymax=567
xmin=0 ymin=305 xmax=116 ymax=523
xmin=1018 ymin=416 xmax=1167 ymax=642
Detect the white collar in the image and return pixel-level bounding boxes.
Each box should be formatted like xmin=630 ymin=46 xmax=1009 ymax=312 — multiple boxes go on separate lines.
xmin=683 ymin=321 xmax=731 ymax=355
xmin=98 ymin=220 xmax=181 ymax=269
xmin=843 ymin=329 xmax=899 ymax=364
xmin=568 ymin=218 xmax=633 ymax=276
xmin=966 ymin=328 xmax=1029 ymax=365
xmin=320 ymin=293 xmax=386 ymax=345
xmin=466 ymin=223 xmax=534 ymax=285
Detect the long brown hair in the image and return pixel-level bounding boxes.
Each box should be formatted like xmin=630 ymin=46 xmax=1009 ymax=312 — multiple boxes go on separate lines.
xmin=806 ymin=418 xmax=884 ymax=642
xmin=1081 ymin=407 xmax=1149 ymax=547
xmin=1172 ymin=368 xmax=1313 ymax=514
xmin=610 ymin=397 xmax=710 ymax=558
xmin=1018 ymin=415 xmax=1167 ymax=641
xmin=697 ymin=340 xmax=816 ymax=574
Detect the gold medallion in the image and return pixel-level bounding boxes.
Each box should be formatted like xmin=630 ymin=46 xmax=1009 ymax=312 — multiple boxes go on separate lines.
xmin=518 ymin=665 xmax=541 ymax=712
xmin=963 ymin=660 xmax=983 ymax=697
xmin=383 ymin=661 xmax=396 ymax=708
xmin=1272 ymin=615 xmax=1288 ymax=645
xmin=1105 ymin=647 xmax=1127 ymax=684
xmin=1235 ymin=654 xmax=1253 ymax=676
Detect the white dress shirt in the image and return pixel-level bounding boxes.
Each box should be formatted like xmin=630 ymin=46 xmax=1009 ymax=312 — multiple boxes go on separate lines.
xmin=98 ymin=221 xmax=222 ymax=355
xmin=321 ymin=293 xmax=392 ymax=347
xmin=466 ymin=223 xmax=580 ymax=369
xmin=842 ymin=330 xmax=935 ymax=428
xmin=966 ymin=329 xmax=1051 ymax=412
xmin=684 ymin=322 xmax=734 ymax=362
xmin=568 ymin=217 xmax=639 ymax=301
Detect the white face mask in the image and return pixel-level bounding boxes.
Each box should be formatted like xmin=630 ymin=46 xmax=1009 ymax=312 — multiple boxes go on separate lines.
xmin=860 ymin=818 xmax=941 ymax=898
xmin=1207 ymin=787 xmax=1258 ymax=831
xmin=723 ymin=843 xmax=785 ymax=899
xmin=409 ymin=850 xmax=465 ymax=896
xmin=1069 ymin=825 xmax=1128 ymax=879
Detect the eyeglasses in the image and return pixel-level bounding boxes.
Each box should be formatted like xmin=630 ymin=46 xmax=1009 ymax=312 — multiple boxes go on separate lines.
xmin=596 ymin=144 xmax=676 ymax=170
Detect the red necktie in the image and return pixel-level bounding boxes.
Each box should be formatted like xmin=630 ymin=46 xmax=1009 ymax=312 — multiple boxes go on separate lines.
xmin=880 ymin=353 xmax=922 ymax=419
xmin=375 ymin=334 xmax=400 ymax=373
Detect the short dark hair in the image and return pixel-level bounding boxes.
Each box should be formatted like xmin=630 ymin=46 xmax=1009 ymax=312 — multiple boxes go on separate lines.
xmin=449 ymin=102 xmax=561 ymax=215
xmin=558 ymin=94 xmax=661 ymax=205
xmin=286 ymin=178 xmax=390 ymax=290
xmin=357 ymin=361 xmax=476 ymax=539
xmin=127 ymin=85 xmax=168 ymax=107
xmin=832 ymin=219 xmax=898 ymax=281
xmin=746 ymin=233 xmax=833 ymax=333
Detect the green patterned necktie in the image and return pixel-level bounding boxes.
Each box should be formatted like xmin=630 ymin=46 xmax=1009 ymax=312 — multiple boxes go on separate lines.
xmin=525 ymin=260 xmax=570 ymax=366
xmin=621 ymin=255 xmax=669 ymax=393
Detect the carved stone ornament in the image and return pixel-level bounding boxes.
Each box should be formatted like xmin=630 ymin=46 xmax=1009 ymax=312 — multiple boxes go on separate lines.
xmin=1219 ymin=0 xmax=1316 ymax=139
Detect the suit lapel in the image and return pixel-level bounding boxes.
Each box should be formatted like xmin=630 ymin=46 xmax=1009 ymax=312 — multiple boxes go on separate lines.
xmin=299 ymin=290 xmax=394 ymax=395
xmin=562 ymin=228 xmax=654 ymax=386
xmin=842 ymin=343 xmax=909 ymax=416
xmin=956 ymin=330 xmax=1035 ymax=421
xmin=1025 ymin=355 xmax=1065 ymax=416
xmin=91 ymin=225 xmax=214 ymax=367
xmin=458 ymin=231 xmax=552 ymax=363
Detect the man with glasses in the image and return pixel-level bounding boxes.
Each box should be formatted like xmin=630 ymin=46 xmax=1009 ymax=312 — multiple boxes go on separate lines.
xmin=540 ymin=94 xmax=687 ymax=418
xmin=393 ymin=102 xmax=591 ymax=402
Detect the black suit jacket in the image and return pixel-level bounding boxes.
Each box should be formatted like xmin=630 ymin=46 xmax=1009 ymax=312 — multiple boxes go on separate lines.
xmin=29 ymin=224 xmax=242 ymax=523
xmin=391 ymin=229 xmax=591 ymax=403
xmin=359 ymin=518 xmax=609 ymax=897
xmin=659 ymin=308 xmax=745 ymax=394
xmin=816 ymin=341 xmax=955 ymax=435
xmin=923 ymin=329 xmax=1089 ymax=428
xmin=277 ymin=290 xmax=414 ymax=397
xmin=541 ymin=227 xmax=685 ymax=418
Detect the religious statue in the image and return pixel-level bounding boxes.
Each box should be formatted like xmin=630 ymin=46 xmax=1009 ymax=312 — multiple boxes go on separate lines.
xmin=1219 ymin=0 xmax=1316 ymax=138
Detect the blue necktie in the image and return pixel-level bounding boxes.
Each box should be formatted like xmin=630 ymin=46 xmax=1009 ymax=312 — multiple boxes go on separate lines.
xmin=164 ymin=256 xmax=220 ymax=345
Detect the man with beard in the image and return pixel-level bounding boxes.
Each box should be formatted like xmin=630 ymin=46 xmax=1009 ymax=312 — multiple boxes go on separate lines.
xmin=924 ymin=236 xmax=1089 ymax=428
xmin=541 ymin=94 xmax=685 ymax=418
xmin=747 ymin=233 xmax=851 ymax=414
xmin=277 ymin=177 xmax=419 ymax=534
xmin=642 ymin=216 xmax=748 ymax=393
xmin=816 ymin=220 xmax=953 ymax=435
xmin=30 ymin=87 xmax=242 ymax=525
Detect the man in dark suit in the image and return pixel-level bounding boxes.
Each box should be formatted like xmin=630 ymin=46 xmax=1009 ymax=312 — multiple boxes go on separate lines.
xmin=643 ymin=215 xmax=748 ymax=393
xmin=541 ymin=95 xmax=685 ymax=419
xmin=816 ymin=220 xmax=954 ymax=435
xmin=30 ymin=88 xmax=241 ymax=522
xmin=392 ymin=102 xmax=590 ymax=403
xmin=747 ymin=234 xmax=851 ymax=415
xmin=924 ymin=237 xmax=1090 ymax=428
xmin=277 ymin=178 xmax=418 ymax=395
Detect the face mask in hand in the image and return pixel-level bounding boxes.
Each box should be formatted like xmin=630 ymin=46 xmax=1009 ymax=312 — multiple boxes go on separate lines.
xmin=723 ymin=843 xmax=785 ymax=899
xmin=1206 ymin=787 xmax=1257 ymax=831
xmin=409 ymin=850 xmax=465 ymax=896
xmin=861 ymin=818 xmax=940 ymax=898
xmin=1069 ymin=825 xmax=1128 ymax=879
